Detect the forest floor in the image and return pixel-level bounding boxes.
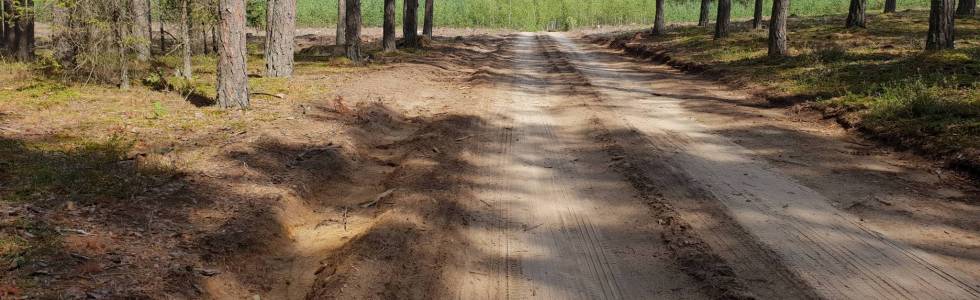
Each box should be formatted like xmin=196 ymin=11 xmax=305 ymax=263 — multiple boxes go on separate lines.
xmin=1 ymin=12 xmax=979 ymax=300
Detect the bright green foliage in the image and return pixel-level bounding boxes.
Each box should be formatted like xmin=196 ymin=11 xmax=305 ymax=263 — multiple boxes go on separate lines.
xmin=285 ymin=0 xmax=930 ymax=30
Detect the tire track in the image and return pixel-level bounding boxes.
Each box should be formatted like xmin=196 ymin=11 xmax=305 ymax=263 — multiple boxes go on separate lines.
xmin=451 ymin=33 xmax=707 ymax=299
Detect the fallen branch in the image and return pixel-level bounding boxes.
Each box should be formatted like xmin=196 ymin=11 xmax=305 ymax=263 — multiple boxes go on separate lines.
xmin=250 ymin=92 xmax=285 ymax=99
xmin=360 ymin=188 xmax=396 ymax=208
xmin=56 ymin=228 xmax=91 ymax=235
xmin=771 ymin=157 xmax=810 ymax=167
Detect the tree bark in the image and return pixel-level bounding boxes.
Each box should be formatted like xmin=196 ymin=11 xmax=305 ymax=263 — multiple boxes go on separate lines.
xmin=715 ymin=0 xmax=731 ymax=39
xmin=698 ymin=0 xmax=711 ymax=27
xmin=159 ymin=25 xmax=165 ymax=53
xmin=14 ymin=0 xmax=32 ymax=61
xmin=383 ymin=0 xmax=395 ymax=52
xmin=217 ymin=0 xmax=250 ymax=109
xmin=132 ymin=0 xmax=151 ymax=61
xmin=4 ymin=0 xmax=17 ymax=55
xmin=753 ymin=0 xmax=764 ymax=29
xmin=147 ymin=0 xmax=153 ymax=52
xmin=926 ymin=0 xmax=955 ymax=50
xmin=422 ymin=0 xmax=433 ymax=38
xmin=884 ymin=0 xmax=897 ymax=13
xmin=769 ymin=0 xmax=789 ymax=57
xmin=956 ymin=0 xmax=976 ymax=16
xmin=403 ymin=0 xmax=418 ymax=48
xmin=336 ymin=0 xmax=345 ymax=46
xmin=181 ymin=0 xmax=192 ymax=78
xmin=846 ymin=0 xmax=867 ymax=28
xmin=1 ymin=0 xmax=9 ymax=51
xmin=201 ymin=21 xmax=209 ymax=54
xmin=652 ymin=0 xmax=666 ymax=35
xmin=344 ymin=0 xmax=361 ymax=62
xmin=113 ymin=11 xmax=130 ymax=89
xmin=51 ymin=1 xmax=73 ymax=65
xmin=265 ymin=0 xmax=296 ymax=77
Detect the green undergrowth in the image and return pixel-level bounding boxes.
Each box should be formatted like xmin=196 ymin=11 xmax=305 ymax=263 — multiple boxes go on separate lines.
xmin=833 ymin=79 xmax=979 ymax=158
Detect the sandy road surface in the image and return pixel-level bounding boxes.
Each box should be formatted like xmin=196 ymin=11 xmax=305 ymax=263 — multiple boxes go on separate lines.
xmin=443 ymin=32 xmax=980 ymax=299
xmin=448 ymin=33 xmax=707 ymax=299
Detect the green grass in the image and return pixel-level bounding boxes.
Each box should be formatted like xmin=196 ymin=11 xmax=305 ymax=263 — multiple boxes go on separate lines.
xmin=839 ymin=78 xmax=980 ymax=158
xmin=285 ymin=0 xmax=930 ymax=30
xmin=0 ymin=81 xmax=81 ymax=109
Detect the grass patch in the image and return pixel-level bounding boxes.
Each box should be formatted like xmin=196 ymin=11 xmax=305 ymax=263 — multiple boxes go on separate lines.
xmin=0 ymin=81 xmax=82 ymax=110
xmin=0 ymin=136 xmax=178 ymax=204
xmin=831 ymin=79 xmax=980 ymax=156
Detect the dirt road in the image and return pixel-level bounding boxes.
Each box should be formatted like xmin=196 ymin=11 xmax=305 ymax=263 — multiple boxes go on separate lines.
xmin=435 ymin=33 xmax=980 ymax=299
xmin=8 ymin=27 xmax=976 ymax=299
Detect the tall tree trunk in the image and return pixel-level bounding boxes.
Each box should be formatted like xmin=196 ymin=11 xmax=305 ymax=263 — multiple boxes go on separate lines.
xmin=336 ymin=0 xmax=345 ymax=46
xmin=768 ymin=0 xmax=789 ymax=57
xmin=698 ymin=0 xmax=711 ymax=27
xmin=956 ymin=0 xmax=976 ymax=16
xmin=212 ymin=25 xmax=218 ymax=53
xmin=884 ymin=0 xmax=897 ymax=13
xmin=344 ymin=0 xmax=361 ymax=61
xmin=3 ymin=0 xmax=16 ymax=55
xmin=752 ymin=0 xmax=764 ymax=29
xmin=403 ymin=0 xmax=418 ymax=48
xmin=926 ymin=0 xmax=955 ymax=50
xmin=383 ymin=0 xmax=396 ymax=52
xmin=846 ymin=0 xmax=867 ymax=28
xmin=159 ymin=25 xmax=165 ymax=53
xmin=188 ymin=8 xmax=195 ymax=53
xmin=265 ymin=0 xmax=296 ymax=77
xmin=181 ymin=0 xmax=192 ymax=78
xmin=14 ymin=0 xmax=32 ymax=61
xmin=715 ymin=0 xmax=731 ymax=39
xmin=51 ymin=2 xmax=73 ymax=66
xmin=132 ymin=0 xmax=151 ymax=61
xmin=147 ymin=0 xmax=153 ymax=52
xmin=1 ymin=0 xmax=8 ymax=51
xmin=217 ymin=0 xmax=249 ymax=109
xmin=422 ymin=0 xmax=433 ymax=38
xmin=201 ymin=22 xmax=208 ymax=54
xmin=652 ymin=0 xmax=665 ymax=35
xmin=113 ymin=12 xmax=130 ymax=89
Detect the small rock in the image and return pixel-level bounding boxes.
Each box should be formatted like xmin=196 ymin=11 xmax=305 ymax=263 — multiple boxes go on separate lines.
xmin=198 ymin=268 xmax=221 ymax=276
